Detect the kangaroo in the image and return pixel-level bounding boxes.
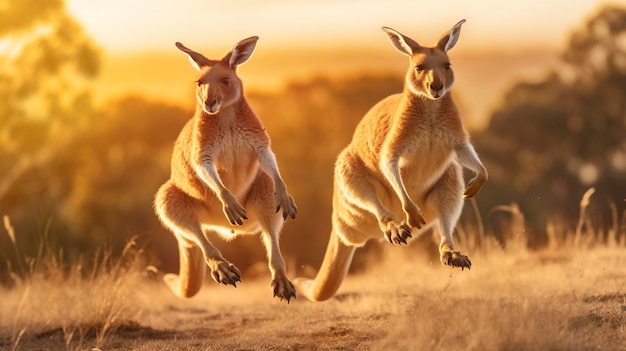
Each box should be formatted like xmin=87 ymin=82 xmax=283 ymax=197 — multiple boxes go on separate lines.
xmin=154 ymin=36 xmax=298 ymax=302
xmin=294 ymin=20 xmax=487 ymax=302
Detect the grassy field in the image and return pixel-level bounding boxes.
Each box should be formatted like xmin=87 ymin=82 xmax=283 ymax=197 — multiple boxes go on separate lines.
xmin=1 ymin=245 xmax=624 ymax=350
xmin=1 ymin=200 xmax=625 ymax=351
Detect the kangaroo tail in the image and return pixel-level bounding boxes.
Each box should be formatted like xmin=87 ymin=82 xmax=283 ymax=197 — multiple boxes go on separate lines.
xmin=163 ymin=240 xmax=206 ymax=298
xmin=293 ymin=230 xmax=356 ymax=302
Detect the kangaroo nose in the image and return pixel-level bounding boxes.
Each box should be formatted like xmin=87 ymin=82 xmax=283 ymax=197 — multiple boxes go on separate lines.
xmin=430 ymin=83 xmax=443 ymax=91
xmin=429 ymin=83 xmax=444 ymax=98
xmin=208 ymin=99 xmax=221 ymax=113
xmin=201 ymin=98 xmax=221 ymax=114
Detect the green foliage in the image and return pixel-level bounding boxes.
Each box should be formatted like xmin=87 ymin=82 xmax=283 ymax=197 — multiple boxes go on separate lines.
xmin=0 ymin=0 xmax=64 ymax=36
xmin=0 ymin=0 xmax=102 ymax=272
xmin=0 ymin=0 xmax=100 ymax=141
xmin=474 ymin=5 xmax=626 ymax=244
xmin=564 ymin=5 xmax=626 ymax=83
xmin=55 ymin=97 xmax=188 ymax=243
xmin=0 ymin=1 xmax=183 ymax=277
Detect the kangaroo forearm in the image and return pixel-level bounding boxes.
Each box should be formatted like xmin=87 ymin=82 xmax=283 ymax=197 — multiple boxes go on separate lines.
xmin=380 ymin=155 xmax=410 ymax=204
xmin=194 ymin=163 xmax=228 ymax=198
xmin=257 ymin=147 xmax=287 ymax=188
xmin=456 ymin=143 xmax=487 ymax=177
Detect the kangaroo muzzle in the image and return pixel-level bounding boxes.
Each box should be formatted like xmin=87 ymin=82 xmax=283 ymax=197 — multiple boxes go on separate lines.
xmin=206 ymin=98 xmax=221 ymax=114
xmin=429 ymin=83 xmax=445 ymax=99
xmin=197 ymin=88 xmax=221 ymax=114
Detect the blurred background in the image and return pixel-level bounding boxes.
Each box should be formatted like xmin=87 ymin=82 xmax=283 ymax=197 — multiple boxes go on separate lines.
xmin=1 ymin=0 xmax=625 ymax=280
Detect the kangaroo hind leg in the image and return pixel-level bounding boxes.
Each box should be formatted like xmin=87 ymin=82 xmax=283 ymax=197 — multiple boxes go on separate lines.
xmin=260 ymin=229 xmax=296 ymax=302
xmin=424 ymin=164 xmax=471 ymax=269
xmin=247 ymin=171 xmax=296 ymax=302
xmin=155 ymin=182 xmax=241 ymax=298
xmin=336 ymin=152 xmax=411 ymax=245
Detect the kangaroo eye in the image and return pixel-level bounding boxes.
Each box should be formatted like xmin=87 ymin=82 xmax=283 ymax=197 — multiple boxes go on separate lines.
xmin=444 ymin=63 xmax=452 ymax=70
xmin=415 ymin=66 xmax=424 ymax=72
xmin=195 ymin=80 xmax=202 ymax=87
xmin=222 ymin=78 xmax=231 ymax=85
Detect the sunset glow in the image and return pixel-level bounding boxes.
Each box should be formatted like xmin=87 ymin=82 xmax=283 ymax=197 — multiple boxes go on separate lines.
xmin=64 ymin=0 xmax=625 ymax=112
xmin=67 ymin=0 xmax=625 ymax=53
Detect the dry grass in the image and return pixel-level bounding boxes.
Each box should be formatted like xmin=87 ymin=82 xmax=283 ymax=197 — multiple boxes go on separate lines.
xmin=1 ymin=189 xmax=625 ymax=351
xmin=0 ymin=218 xmax=150 ymax=351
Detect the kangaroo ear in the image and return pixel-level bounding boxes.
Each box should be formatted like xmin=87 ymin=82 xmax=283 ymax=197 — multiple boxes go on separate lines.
xmin=226 ymin=36 xmax=259 ymax=68
xmin=437 ymin=19 xmax=466 ymax=52
xmin=382 ymin=27 xmax=421 ymax=56
xmin=176 ymin=42 xmax=211 ymax=71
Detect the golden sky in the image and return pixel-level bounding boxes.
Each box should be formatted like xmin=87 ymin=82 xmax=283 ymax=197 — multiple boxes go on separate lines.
xmin=67 ymin=0 xmax=625 ymax=54
xmin=64 ymin=0 xmax=626 ymax=129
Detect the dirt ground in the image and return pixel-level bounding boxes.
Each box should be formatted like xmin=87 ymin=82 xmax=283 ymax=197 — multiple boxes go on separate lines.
xmin=1 ymin=245 xmax=625 ymax=351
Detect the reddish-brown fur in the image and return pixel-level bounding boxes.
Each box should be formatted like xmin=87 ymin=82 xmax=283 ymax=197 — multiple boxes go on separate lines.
xmin=294 ymin=20 xmax=487 ymax=301
xmin=154 ymin=37 xmax=297 ymax=302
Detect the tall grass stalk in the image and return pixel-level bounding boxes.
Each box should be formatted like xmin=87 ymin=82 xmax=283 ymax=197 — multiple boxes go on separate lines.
xmin=3 ymin=215 xmax=25 ymax=277
xmin=9 ymin=285 xmax=30 ymax=351
xmin=574 ymin=187 xmax=595 ymax=247
xmin=1 ymin=220 xmax=149 ymax=351
xmin=469 ymin=197 xmax=485 ymax=253
xmin=608 ymin=201 xmax=618 ymax=247
xmin=489 ymin=202 xmax=526 ymax=251
xmin=621 ymin=207 xmax=626 ymax=246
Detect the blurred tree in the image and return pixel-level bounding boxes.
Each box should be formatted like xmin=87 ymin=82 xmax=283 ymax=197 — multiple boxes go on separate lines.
xmin=0 ymin=0 xmax=99 ymax=157
xmin=0 ymin=0 xmax=100 ymax=266
xmin=56 ymin=97 xmax=188 ymax=242
xmin=474 ymin=5 xmax=626 ymax=245
xmin=564 ymin=6 xmax=626 ymax=85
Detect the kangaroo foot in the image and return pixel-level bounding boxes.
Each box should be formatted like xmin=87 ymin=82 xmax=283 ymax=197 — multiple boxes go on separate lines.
xmin=440 ymin=250 xmax=471 ymax=270
xmin=383 ymin=221 xmax=412 ymax=245
xmin=209 ymin=261 xmax=242 ymax=287
xmin=271 ymin=273 xmax=296 ymax=303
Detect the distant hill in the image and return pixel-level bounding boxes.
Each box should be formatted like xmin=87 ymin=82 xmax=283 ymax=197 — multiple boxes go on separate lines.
xmin=96 ymin=47 xmax=558 ymax=130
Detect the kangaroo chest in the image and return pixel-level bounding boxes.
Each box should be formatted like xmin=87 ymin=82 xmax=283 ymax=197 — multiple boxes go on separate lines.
xmin=396 ymin=120 xmax=456 ymax=188
xmin=212 ymin=126 xmax=259 ymax=187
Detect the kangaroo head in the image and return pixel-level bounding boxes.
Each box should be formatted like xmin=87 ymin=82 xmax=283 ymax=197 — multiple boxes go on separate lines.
xmin=176 ymin=36 xmax=258 ymax=114
xmin=382 ymin=20 xmax=465 ymax=100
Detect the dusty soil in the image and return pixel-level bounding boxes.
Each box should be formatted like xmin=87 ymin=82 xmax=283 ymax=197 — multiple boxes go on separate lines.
xmin=2 ymin=246 xmax=625 ymax=351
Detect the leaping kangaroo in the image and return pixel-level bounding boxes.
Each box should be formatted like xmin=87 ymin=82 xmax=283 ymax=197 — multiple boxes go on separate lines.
xmin=294 ymin=20 xmax=487 ymax=301
xmin=154 ymin=37 xmax=298 ymax=302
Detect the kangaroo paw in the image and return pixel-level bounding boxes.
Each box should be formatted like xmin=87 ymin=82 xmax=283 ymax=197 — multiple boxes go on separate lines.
xmin=271 ymin=274 xmax=296 ymax=303
xmin=383 ymin=221 xmax=413 ymax=245
xmin=220 ymin=192 xmax=248 ymax=226
xmin=210 ymin=261 xmax=242 ymax=287
xmin=440 ymin=250 xmax=471 ymax=270
xmin=275 ymin=191 xmax=298 ymax=220
xmin=404 ymin=205 xmax=426 ymax=229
